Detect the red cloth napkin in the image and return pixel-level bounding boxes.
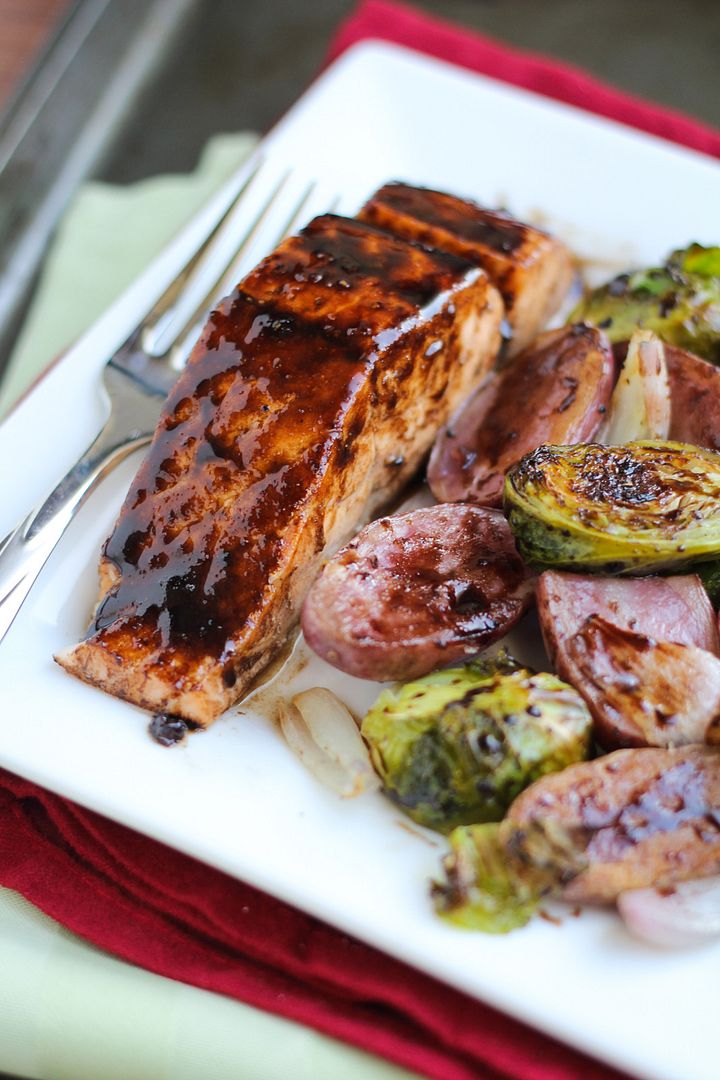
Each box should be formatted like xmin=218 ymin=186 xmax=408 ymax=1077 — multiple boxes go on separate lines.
xmin=329 ymin=0 xmax=720 ymax=159
xmin=0 ymin=767 xmax=627 ymax=1080
xmin=3 ymin=5 xmax=719 ymax=1080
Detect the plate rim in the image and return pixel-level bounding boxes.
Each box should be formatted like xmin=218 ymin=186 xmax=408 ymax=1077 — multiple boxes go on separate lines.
xmin=2 ymin=39 xmax=720 ymax=1080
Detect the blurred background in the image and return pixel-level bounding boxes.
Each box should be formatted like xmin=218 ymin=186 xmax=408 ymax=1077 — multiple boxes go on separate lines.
xmin=1 ymin=0 xmax=719 ymax=382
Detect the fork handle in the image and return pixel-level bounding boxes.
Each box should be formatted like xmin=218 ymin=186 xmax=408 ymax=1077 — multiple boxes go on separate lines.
xmin=0 ymin=416 xmax=151 ymax=645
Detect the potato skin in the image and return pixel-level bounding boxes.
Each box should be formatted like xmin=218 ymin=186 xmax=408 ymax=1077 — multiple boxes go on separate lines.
xmin=566 ymin=615 xmax=720 ymax=749
xmin=508 ymin=746 xmax=720 ymax=902
xmin=428 ymin=324 xmax=614 ymax=508
xmin=301 ymin=504 xmax=533 ymax=682
xmin=536 ymin=569 xmax=719 ymax=667
xmin=667 ymin=343 xmax=720 ymax=451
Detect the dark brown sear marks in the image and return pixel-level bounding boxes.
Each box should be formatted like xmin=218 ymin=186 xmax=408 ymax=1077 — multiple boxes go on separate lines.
xmin=513 ymin=442 xmax=720 ymax=539
xmin=301 ymin=503 xmax=534 ymax=682
xmin=362 ymin=182 xmax=527 ymax=254
xmin=60 ymin=210 xmax=502 ymax=724
xmin=566 ymin=615 xmax=720 ymax=750
xmin=358 ymin=181 xmax=575 ymax=358
xmin=573 ymin=450 xmax=667 ymax=506
xmin=241 ymin=214 xmax=475 ymax=340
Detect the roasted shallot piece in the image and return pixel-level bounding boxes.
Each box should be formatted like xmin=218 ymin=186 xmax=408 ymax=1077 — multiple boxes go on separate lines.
xmin=598 ymin=329 xmax=670 ymax=444
xmin=279 ymin=687 xmax=379 ymax=798
xmin=618 ymin=878 xmax=720 ymax=947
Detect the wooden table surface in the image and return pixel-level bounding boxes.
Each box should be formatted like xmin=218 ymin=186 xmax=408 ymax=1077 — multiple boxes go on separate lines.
xmin=0 ymin=0 xmax=73 ymax=107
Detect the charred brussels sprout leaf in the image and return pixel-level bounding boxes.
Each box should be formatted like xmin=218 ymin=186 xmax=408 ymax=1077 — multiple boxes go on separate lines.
xmin=432 ymin=818 xmax=588 ymax=932
xmin=571 ymin=245 xmax=720 ymax=363
xmin=361 ymin=660 xmax=591 ymax=834
xmin=505 ymin=441 xmax=720 ymax=574
xmin=667 ymin=244 xmax=720 ymax=279
xmin=697 ymin=561 xmax=720 ymax=608
xmin=432 ymin=823 xmax=540 ymax=932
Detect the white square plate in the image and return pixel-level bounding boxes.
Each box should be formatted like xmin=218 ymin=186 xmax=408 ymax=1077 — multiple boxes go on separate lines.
xmin=2 ymin=41 xmax=720 ymax=1080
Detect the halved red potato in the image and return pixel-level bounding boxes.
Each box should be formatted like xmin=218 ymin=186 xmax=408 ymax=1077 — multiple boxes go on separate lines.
xmin=428 ymin=324 xmax=614 ymax=507
xmin=537 ymin=570 xmax=720 ymax=671
xmin=567 ymin=615 xmax=720 ymax=749
xmin=301 ymin=504 xmax=533 ymax=682
xmin=667 ymin=343 xmax=720 ymax=451
xmin=509 ymin=745 xmax=720 ymax=903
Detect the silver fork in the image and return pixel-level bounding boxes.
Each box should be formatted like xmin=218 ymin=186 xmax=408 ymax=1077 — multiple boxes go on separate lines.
xmin=0 ymin=157 xmax=333 ymax=645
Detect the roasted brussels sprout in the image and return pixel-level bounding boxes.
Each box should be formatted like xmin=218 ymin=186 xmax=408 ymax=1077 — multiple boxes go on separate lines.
xmin=361 ymin=659 xmax=592 ymax=833
xmin=668 ymin=243 xmax=720 ymax=279
xmin=505 ymin=440 xmax=720 ymax=574
xmin=432 ymin=819 xmax=587 ymax=932
xmin=571 ymin=244 xmax=720 ymax=363
xmin=698 ymin=561 xmax=720 ymax=607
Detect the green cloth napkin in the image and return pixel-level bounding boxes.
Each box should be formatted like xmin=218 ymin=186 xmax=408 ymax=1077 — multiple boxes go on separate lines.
xmin=0 ymin=886 xmax=414 ymax=1080
xmin=0 ymin=133 xmax=256 ymax=416
xmin=0 ymin=135 xmax=416 ymax=1080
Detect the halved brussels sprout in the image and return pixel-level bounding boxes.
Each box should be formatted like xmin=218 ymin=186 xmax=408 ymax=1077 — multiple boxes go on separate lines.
xmin=668 ymin=244 xmax=720 ymax=279
xmin=504 ymin=440 xmax=720 ymax=574
xmin=432 ymin=818 xmax=587 ymax=933
xmin=361 ymin=657 xmax=592 ymax=834
xmin=571 ymin=244 xmax=720 ymax=363
xmin=698 ymin=561 xmax=720 ymax=607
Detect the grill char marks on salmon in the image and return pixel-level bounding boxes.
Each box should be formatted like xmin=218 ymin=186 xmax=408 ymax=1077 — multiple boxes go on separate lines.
xmin=56 ymin=214 xmax=503 ymax=725
xmin=358 ymin=182 xmax=575 ymax=355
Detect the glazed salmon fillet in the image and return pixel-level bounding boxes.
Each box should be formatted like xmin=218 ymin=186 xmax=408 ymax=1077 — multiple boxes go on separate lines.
xmin=56 ymin=214 xmax=503 ymax=725
xmin=358 ymin=182 xmax=575 ymax=355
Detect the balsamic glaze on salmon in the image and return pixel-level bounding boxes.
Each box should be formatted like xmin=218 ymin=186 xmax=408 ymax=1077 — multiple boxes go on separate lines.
xmin=358 ymin=182 xmax=575 ymax=354
xmin=56 ymin=214 xmax=503 ymax=724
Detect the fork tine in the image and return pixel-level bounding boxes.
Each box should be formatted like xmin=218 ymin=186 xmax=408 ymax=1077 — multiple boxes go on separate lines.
xmin=167 ymin=177 xmax=328 ymax=371
xmin=199 ymin=176 xmax=319 ymax=307
xmin=278 ymin=178 xmax=319 ymax=239
xmin=141 ymin=162 xmax=294 ymax=357
xmin=133 ymin=154 xmax=265 ymax=346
